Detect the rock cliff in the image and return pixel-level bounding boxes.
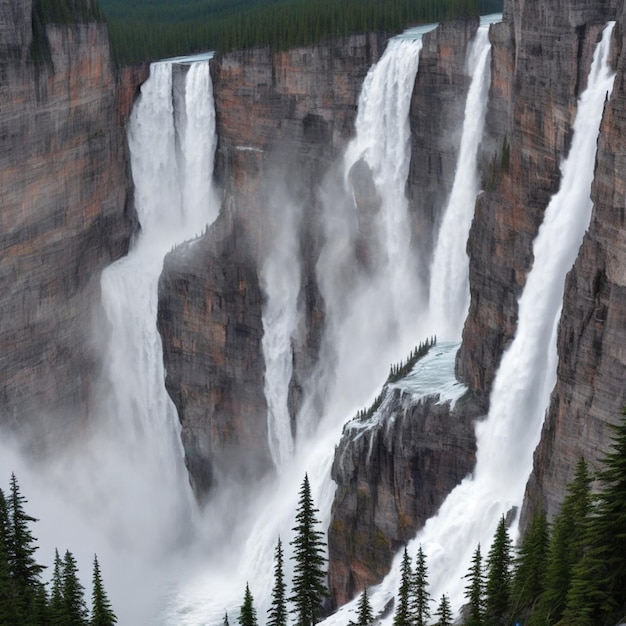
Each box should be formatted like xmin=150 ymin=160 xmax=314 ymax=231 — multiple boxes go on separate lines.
xmin=0 ymin=1 xmax=133 ymax=442
xmin=521 ymin=3 xmax=626 ymax=527
xmin=158 ymin=34 xmax=388 ymax=499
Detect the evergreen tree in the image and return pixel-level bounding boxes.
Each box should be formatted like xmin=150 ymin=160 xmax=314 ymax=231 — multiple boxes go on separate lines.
xmin=0 ymin=488 xmax=17 ymax=625
xmin=463 ymin=545 xmax=484 ymax=626
xmin=49 ymin=548 xmax=65 ymax=625
xmin=62 ymin=550 xmax=88 ymax=625
xmin=90 ymin=555 xmax=117 ymax=626
xmin=558 ymin=411 xmax=626 ymax=626
xmin=267 ymin=538 xmax=287 ymax=626
xmin=392 ymin=548 xmax=412 ymax=626
xmin=484 ymin=518 xmax=512 ymax=626
xmin=355 ymin=587 xmax=373 ymax=626
xmin=223 ymin=611 xmax=230 ymax=626
xmin=410 ymin=545 xmax=430 ymax=626
xmin=529 ymin=459 xmax=591 ymax=626
xmin=238 ymin=583 xmax=257 ymax=626
xmin=510 ymin=512 xmax=549 ymax=621
xmin=7 ymin=473 xmax=45 ymax=621
xmin=434 ymin=594 xmax=453 ymax=626
xmin=289 ymin=474 xmax=328 ymax=626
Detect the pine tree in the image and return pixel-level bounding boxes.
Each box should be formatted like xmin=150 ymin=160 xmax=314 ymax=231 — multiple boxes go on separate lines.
xmin=238 ymin=583 xmax=257 ymax=626
xmin=0 ymin=488 xmax=17 ymax=625
xmin=355 ymin=587 xmax=373 ymax=626
xmin=484 ymin=518 xmax=512 ymax=626
xmin=289 ymin=474 xmax=328 ymax=626
xmin=267 ymin=538 xmax=287 ymax=626
xmin=49 ymin=548 xmax=65 ymax=625
xmin=463 ymin=544 xmax=484 ymax=626
xmin=392 ymin=548 xmax=412 ymax=626
xmin=509 ymin=512 xmax=549 ymax=620
xmin=223 ymin=611 xmax=230 ymax=626
xmin=411 ymin=545 xmax=430 ymax=626
xmin=7 ymin=473 xmax=45 ymax=621
xmin=558 ymin=411 xmax=626 ymax=626
xmin=90 ymin=555 xmax=117 ymax=626
xmin=434 ymin=594 xmax=453 ymax=626
xmin=529 ymin=459 xmax=591 ymax=626
xmin=62 ymin=550 xmax=88 ymax=625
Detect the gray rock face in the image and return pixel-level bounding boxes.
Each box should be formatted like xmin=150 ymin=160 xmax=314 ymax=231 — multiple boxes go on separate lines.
xmin=521 ymin=2 xmax=626 ymax=529
xmin=158 ymin=34 xmax=388 ymax=500
xmin=0 ymin=5 xmax=133 ymax=441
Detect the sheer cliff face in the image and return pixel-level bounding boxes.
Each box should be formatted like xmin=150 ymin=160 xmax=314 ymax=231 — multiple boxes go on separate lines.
xmin=0 ymin=3 xmax=133 ymax=440
xmin=457 ymin=0 xmax=617 ymax=399
xmin=522 ymin=6 xmax=626 ymax=526
xmin=158 ymin=34 xmax=388 ymax=499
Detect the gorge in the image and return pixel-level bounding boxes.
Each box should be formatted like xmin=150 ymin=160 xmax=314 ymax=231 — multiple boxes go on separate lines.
xmin=1 ymin=0 xmax=626 ymax=625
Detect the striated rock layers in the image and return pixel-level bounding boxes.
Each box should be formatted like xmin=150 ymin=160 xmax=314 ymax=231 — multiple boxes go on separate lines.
xmin=158 ymin=34 xmax=388 ymax=499
xmin=521 ymin=3 xmax=626 ymax=527
xmin=457 ymin=0 xmax=618 ymax=402
xmin=0 ymin=1 xmax=133 ymax=443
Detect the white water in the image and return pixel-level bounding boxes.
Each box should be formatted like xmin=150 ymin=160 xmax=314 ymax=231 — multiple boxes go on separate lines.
xmin=428 ymin=25 xmax=492 ymax=340
xmin=322 ymin=22 xmax=616 ymax=624
xmin=0 ymin=56 xmax=220 ymax=625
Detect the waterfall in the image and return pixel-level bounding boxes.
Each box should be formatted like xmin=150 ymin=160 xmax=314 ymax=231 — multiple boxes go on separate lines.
xmin=428 ymin=25 xmax=492 ymax=340
xmin=321 ymin=22 xmax=616 ymax=624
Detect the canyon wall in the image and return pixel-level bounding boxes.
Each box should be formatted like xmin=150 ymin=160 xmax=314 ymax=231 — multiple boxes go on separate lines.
xmin=0 ymin=1 xmax=133 ymax=444
xmin=158 ymin=33 xmax=388 ymax=499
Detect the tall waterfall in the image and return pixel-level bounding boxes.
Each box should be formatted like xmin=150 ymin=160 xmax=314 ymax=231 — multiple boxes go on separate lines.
xmin=428 ymin=25 xmax=492 ymax=340
xmin=322 ymin=22 xmax=615 ymax=623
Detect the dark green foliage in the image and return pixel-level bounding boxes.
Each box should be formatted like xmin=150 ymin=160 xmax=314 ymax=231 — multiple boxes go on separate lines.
xmin=267 ymin=538 xmax=287 ymax=626
xmin=509 ymin=512 xmax=549 ymax=621
xmin=392 ymin=548 xmax=412 ymax=626
xmin=49 ymin=549 xmax=65 ymax=625
xmin=238 ymin=583 xmax=257 ymax=626
xmin=62 ymin=550 xmax=88 ymax=625
xmin=355 ymin=390 xmax=387 ymax=423
xmin=355 ymin=587 xmax=373 ymax=626
xmin=484 ymin=518 xmax=512 ymax=626
xmin=289 ymin=475 xmax=328 ymax=626
xmin=98 ymin=0 xmax=504 ymax=65
xmin=434 ymin=594 xmax=453 ymax=626
xmin=464 ymin=544 xmax=484 ymax=626
xmin=0 ymin=488 xmax=17 ymax=625
xmin=529 ymin=459 xmax=591 ymax=626
xmin=90 ymin=555 xmax=117 ymax=626
xmin=388 ymin=337 xmax=436 ymax=384
xmin=223 ymin=611 xmax=230 ymax=626
xmin=411 ymin=545 xmax=430 ymax=626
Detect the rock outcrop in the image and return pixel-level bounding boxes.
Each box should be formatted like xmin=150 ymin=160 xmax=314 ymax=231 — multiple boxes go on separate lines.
xmin=328 ymin=382 xmax=479 ymax=607
xmin=0 ymin=1 xmax=133 ymax=442
xmin=158 ymin=34 xmax=388 ymax=499
xmin=521 ymin=3 xmax=626 ymax=527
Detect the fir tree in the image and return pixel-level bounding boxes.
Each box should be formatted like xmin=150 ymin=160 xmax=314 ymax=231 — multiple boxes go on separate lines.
xmin=392 ymin=548 xmax=412 ymax=626
xmin=355 ymin=587 xmax=373 ymax=626
xmin=559 ymin=411 xmax=626 ymax=626
xmin=223 ymin=611 xmax=230 ymax=626
xmin=463 ymin=544 xmax=484 ymax=626
xmin=238 ymin=583 xmax=257 ymax=626
xmin=49 ymin=548 xmax=65 ymax=624
xmin=267 ymin=538 xmax=287 ymax=626
xmin=484 ymin=518 xmax=512 ymax=626
xmin=90 ymin=555 xmax=117 ymax=626
xmin=529 ymin=458 xmax=591 ymax=626
xmin=289 ymin=474 xmax=328 ymax=626
xmin=434 ymin=594 xmax=453 ymax=626
xmin=510 ymin=512 xmax=549 ymax=620
xmin=0 ymin=488 xmax=17 ymax=625
xmin=7 ymin=473 xmax=45 ymax=621
xmin=62 ymin=550 xmax=88 ymax=625
xmin=411 ymin=545 xmax=430 ymax=626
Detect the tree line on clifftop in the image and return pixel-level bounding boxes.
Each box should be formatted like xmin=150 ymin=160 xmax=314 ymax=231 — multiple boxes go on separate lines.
xmin=241 ymin=411 xmax=626 ymax=626
xmin=0 ymin=474 xmax=116 ymax=625
xmin=95 ymin=0 xmax=504 ymax=65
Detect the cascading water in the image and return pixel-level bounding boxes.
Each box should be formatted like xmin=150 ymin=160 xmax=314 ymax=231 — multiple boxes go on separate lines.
xmin=322 ymin=21 xmax=616 ymax=624
xmin=428 ymin=25 xmax=492 ymax=340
